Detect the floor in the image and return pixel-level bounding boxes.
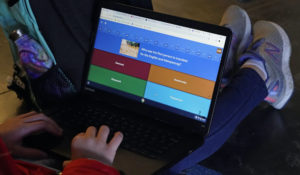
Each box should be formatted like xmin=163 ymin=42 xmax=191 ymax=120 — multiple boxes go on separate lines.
xmin=1 ymin=0 xmax=300 ymax=174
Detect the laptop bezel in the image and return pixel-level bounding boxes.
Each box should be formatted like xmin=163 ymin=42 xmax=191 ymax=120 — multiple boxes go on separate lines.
xmin=82 ymin=1 xmax=232 ymax=136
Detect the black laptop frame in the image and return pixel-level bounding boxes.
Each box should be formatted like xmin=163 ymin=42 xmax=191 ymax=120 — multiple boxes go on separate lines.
xmin=82 ymin=1 xmax=232 ymax=136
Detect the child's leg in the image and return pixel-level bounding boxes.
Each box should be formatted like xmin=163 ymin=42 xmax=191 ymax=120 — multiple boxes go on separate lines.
xmin=166 ymin=68 xmax=268 ymax=174
xmin=166 ymin=14 xmax=294 ymax=175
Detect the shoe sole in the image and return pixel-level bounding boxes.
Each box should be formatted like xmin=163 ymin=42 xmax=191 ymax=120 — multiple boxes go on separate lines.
xmin=255 ymin=21 xmax=294 ymax=109
xmin=236 ymin=7 xmax=252 ymax=57
xmin=220 ymin=5 xmax=252 ymax=66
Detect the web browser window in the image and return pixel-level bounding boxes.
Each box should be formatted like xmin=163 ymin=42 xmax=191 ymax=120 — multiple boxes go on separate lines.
xmin=87 ymin=8 xmax=227 ymax=123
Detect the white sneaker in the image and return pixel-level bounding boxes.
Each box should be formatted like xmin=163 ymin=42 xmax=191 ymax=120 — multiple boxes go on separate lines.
xmin=239 ymin=21 xmax=294 ymax=109
xmin=219 ymin=5 xmax=252 ymax=81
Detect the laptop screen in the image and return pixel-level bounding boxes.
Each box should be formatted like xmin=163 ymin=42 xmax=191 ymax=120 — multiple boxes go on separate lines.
xmin=86 ymin=8 xmax=227 ymax=124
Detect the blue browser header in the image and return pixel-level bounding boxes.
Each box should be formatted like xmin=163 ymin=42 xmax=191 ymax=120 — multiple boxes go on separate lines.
xmin=94 ymin=19 xmax=224 ymax=81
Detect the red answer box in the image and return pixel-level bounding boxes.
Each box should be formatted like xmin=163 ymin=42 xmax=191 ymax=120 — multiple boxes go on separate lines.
xmin=91 ymin=49 xmax=151 ymax=80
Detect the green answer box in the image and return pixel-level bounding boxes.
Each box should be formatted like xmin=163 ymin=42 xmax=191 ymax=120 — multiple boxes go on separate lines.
xmin=88 ymin=65 xmax=147 ymax=97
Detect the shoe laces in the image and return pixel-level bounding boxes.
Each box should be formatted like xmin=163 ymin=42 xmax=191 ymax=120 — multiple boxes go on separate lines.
xmin=239 ymin=38 xmax=266 ymax=65
xmin=248 ymin=38 xmax=265 ymax=52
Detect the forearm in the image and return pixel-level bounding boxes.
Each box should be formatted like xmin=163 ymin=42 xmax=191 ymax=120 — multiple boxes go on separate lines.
xmin=62 ymin=159 xmax=120 ymax=175
xmin=0 ymin=137 xmax=56 ymax=175
xmin=0 ymin=138 xmax=21 ymax=175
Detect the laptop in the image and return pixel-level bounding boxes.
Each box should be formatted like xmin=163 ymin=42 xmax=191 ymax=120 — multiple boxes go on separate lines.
xmin=38 ymin=1 xmax=231 ymax=174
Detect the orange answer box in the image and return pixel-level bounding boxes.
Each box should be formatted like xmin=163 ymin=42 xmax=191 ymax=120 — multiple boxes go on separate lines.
xmin=148 ymin=65 xmax=215 ymax=99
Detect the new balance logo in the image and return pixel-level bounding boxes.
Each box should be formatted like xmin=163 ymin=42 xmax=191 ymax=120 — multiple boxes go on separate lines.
xmin=265 ymin=42 xmax=281 ymax=64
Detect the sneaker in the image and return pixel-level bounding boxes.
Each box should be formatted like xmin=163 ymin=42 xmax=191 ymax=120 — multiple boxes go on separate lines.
xmin=219 ymin=5 xmax=252 ymax=82
xmin=239 ymin=21 xmax=294 ymax=109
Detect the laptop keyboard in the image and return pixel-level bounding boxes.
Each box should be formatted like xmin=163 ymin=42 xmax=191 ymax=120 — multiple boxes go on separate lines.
xmin=47 ymin=102 xmax=184 ymax=159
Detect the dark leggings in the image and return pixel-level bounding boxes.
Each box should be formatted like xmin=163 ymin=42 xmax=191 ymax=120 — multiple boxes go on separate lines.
xmin=166 ymin=68 xmax=268 ymax=174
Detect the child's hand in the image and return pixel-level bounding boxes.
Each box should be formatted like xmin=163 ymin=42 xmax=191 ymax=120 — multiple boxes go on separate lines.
xmin=71 ymin=125 xmax=123 ymax=165
xmin=0 ymin=111 xmax=63 ymax=159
